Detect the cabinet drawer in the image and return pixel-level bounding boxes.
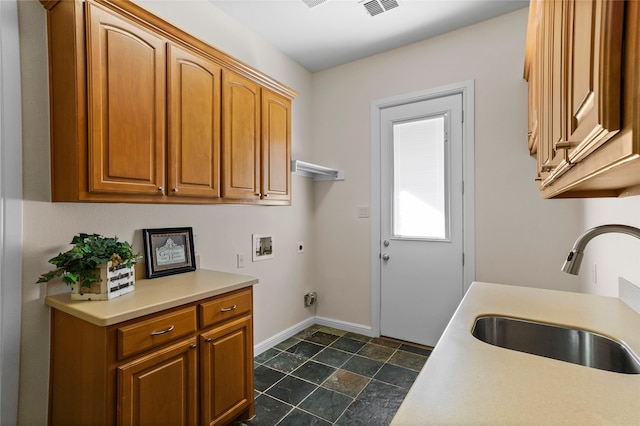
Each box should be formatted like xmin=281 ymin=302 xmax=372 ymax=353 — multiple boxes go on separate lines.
xmin=200 ymin=289 xmax=251 ymax=328
xmin=117 ymin=307 xmax=197 ymax=360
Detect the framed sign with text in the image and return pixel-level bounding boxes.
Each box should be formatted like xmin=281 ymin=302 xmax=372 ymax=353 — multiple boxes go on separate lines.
xmin=143 ymin=227 xmax=196 ymax=279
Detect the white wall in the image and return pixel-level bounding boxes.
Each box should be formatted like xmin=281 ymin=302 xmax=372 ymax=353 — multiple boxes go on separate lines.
xmin=310 ymin=8 xmax=583 ymax=327
xmin=16 ymin=1 xmax=314 ymax=424
xmin=580 ymin=198 xmax=640 ymax=296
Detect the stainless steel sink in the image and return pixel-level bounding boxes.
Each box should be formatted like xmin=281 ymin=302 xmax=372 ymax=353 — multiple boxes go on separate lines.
xmin=471 ymin=315 xmax=640 ymax=374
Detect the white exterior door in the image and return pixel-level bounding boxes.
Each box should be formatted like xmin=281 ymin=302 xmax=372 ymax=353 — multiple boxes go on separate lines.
xmin=379 ymin=93 xmax=464 ymax=347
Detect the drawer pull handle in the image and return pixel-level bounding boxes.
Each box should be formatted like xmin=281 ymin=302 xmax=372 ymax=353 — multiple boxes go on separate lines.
xmin=150 ymin=325 xmax=175 ymax=335
xmin=220 ymin=305 xmax=237 ymax=313
xmin=205 ymin=338 xmax=212 ymax=343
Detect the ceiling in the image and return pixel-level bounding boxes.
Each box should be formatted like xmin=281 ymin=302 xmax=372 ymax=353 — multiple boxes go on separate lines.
xmin=209 ymin=0 xmax=529 ymax=72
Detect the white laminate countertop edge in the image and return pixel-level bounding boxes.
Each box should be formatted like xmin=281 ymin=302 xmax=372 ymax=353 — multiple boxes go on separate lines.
xmin=391 ymin=281 xmax=640 ymax=425
xmin=45 ymin=269 xmax=258 ymax=326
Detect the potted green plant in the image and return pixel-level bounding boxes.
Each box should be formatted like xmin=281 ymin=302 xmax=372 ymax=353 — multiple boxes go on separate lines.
xmin=37 ymin=233 xmax=138 ymax=300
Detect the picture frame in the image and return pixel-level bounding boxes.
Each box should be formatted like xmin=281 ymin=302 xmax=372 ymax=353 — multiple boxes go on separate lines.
xmin=142 ymin=227 xmax=196 ymax=279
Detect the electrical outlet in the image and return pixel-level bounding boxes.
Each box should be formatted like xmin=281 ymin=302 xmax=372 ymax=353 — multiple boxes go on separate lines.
xmin=237 ymin=254 xmax=245 ymax=268
xmin=358 ymin=205 xmax=370 ymax=218
xmin=297 ymin=241 xmax=304 ymax=253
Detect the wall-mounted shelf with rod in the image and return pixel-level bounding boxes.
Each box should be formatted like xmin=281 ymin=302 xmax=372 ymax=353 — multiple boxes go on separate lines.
xmin=291 ymin=160 xmax=345 ymax=181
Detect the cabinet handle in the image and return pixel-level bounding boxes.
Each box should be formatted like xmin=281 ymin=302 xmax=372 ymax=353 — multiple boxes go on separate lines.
xmin=220 ymin=304 xmax=237 ymax=312
xmin=172 ymin=188 xmax=179 ymax=193
xmin=205 ymin=338 xmax=212 ymax=343
xmin=254 ymin=192 xmax=261 ymax=197
xmin=263 ymin=193 xmax=269 ymax=198
xmin=150 ymin=325 xmax=174 ymax=335
xmin=554 ymin=141 xmax=573 ymax=149
xmin=158 ymin=186 xmax=164 ymax=192
xmin=190 ymin=344 xmax=197 ymax=350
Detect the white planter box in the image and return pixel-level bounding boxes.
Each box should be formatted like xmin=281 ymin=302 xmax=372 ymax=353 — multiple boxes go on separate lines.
xmin=70 ymin=261 xmax=135 ymax=301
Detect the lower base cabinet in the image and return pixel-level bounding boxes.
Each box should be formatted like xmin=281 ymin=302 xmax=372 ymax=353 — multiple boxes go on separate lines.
xmin=118 ymin=338 xmax=199 ymax=425
xmin=201 ymin=316 xmax=253 ymax=425
xmin=48 ymin=287 xmax=254 ymax=426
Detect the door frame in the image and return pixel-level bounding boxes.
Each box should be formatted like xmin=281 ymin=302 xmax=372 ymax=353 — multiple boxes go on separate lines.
xmin=370 ymin=80 xmax=475 ymax=338
xmin=0 ymin=0 xmax=23 ymax=423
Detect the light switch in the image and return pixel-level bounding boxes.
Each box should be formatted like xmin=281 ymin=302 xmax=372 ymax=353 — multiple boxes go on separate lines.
xmin=358 ymin=205 xmax=370 ymax=218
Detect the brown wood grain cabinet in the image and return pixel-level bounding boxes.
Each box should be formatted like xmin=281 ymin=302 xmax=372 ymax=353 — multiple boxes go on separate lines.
xmin=222 ymin=71 xmax=261 ymax=201
xmin=524 ymin=0 xmax=640 ymax=198
xmin=48 ymin=287 xmax=254 ymax=426
xmin=200 ymin=316 xmax=253 ymax=425
xmin=261 ymin=89 xmax=292 ymax=203
xmin=168 ymin=43 xmax=222 ymax=199
xmin=118 ymin=337 xmax=199 ymax=425
xmin=41 ymin=0 xmax=296 ymax=205
xmin=86 ymin=2 xmax=167 ymax=197
xmin=222 ymin=72 xmax=292 ymax=204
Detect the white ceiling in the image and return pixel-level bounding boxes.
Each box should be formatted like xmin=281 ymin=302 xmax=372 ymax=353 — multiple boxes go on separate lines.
xmin=209 ymin=0 xmax=529 ymax=72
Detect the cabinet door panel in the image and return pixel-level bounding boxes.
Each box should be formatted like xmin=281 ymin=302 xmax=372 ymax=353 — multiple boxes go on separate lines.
xmin=86 ymin=3 xmax=166 ymax=195
xmin=222 ymin=71 xmax=261 ymax=200
xmin=200 ymin=316 xmax=253 ymax=426
xmin=261 ymin=90 xmax=291 ymax=201
xmin=565 ymin=0 xmax=624 ymax=162
xmin=168 ymin=44 xmax=221 ymax=198
xmin=538 ymin=0 xmax=570 ymax=187
xmin=118 ymin=338 xmax=198 ymax=426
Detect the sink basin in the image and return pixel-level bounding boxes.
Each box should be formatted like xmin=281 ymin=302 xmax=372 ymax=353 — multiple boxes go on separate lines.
xmin=471 ymin=315 xmax=640 ymax=374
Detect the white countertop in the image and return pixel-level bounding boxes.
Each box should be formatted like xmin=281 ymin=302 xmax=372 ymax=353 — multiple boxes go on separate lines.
xmin=45 ymin=269 xmax=258 ymax=326
xmin=391 ymin=281 xmax=640 ymax=425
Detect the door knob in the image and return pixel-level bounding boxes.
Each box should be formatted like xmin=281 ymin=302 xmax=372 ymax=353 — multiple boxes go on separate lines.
xmin=382 ymin=253 xmax=390 ymax=261
xmin=383 ymin=240 xmax=390 ymax=247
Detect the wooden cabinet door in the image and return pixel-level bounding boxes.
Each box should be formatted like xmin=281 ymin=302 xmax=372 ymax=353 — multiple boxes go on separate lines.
xmin=167 ymin=44 xmax=221 ymax=198
xmin=525 ymin=0 xmax=541 ymax=157
xmin=222 ymin=71 xmax=261 ymax=200
xmin=200 ymin=316 xmax=254 ymax=426
xmin=565 ymin=0 xmax=624 ymax=163
xmin=261 ymin=90 xmax=291 ymax=202
xmin=537 ymin=0 xmax=570 ymax=186
xmin=86 ymin=3 xmax=166 ymax=196
xmin=118 ymin=338 xmax=198 ymax=426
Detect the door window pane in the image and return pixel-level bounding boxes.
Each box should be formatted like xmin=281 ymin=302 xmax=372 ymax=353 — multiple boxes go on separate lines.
xmin=392 ymin=115 xmax=448 ymax=239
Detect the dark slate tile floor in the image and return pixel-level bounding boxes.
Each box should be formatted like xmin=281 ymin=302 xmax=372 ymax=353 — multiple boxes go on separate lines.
xmin=240 ymin=324 xmax=433 ymax=426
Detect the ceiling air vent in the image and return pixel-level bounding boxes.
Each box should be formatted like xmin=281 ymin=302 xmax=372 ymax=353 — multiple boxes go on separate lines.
xmin=302 ymin=0 xmax=328 ymax=8
xmin=361 ymin=0 xmax=399 ymax=17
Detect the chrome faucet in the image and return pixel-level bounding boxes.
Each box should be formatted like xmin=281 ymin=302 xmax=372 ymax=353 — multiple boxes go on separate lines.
xmin=561 ymin=224 xmax=640 ymax=275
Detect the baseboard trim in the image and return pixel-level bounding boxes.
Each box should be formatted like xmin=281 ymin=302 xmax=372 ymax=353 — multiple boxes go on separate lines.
xmin=314 ymin=316 xmax=375 ymax=338
xmin=254 ymin=316 xmax=375 ymax=356
xmin=254 ymin=317 xmax=316 ymax=356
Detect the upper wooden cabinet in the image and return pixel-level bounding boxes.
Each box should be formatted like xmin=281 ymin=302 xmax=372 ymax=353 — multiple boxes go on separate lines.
xmin=222 ymin=72 xmax=292 ymax=204
xmin=86 ymin=3 xmax=166 ymax=197
xmin=222 ymin=71 xmax=261 ymax=201
xmin=41 ymin=0 xmax=296 ymax=205
xmin=524 ymin=0 xmax=640 ymax=198
xmin=168 ymin=43 xmax=222 ymax=199
xmin=532 ymin=0 xmax=570 ymax=186
xmin=261 ymin=89 xmax=292 ymax=202
xmin=564 ymin=0 xmax=623 ymax=162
